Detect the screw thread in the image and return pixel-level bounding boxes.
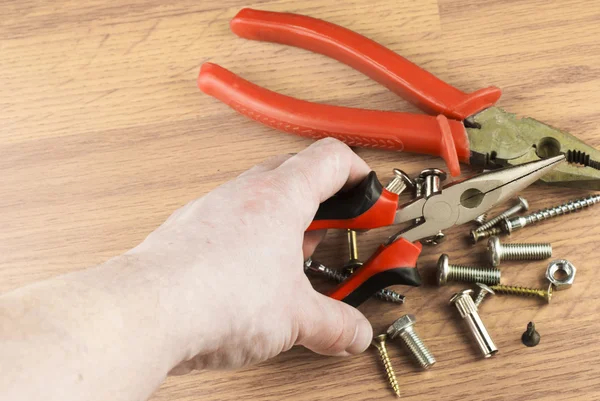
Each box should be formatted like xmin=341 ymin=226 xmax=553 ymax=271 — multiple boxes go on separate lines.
xmin=470 ymin=226 xmax=503 ymax=243
xmin=305 ymin=260 xmax=405 ymax=304
xmin=474 ymin=291 xmax=488 ymax=307
xmin=476 ymin=199 xmax=527 ymax=232
xmin=448 ymin=264 xmax=501 ymax=285
xmin=523 ymin=194 xmax=600 ymax=225
xmin=500 ymin=243 xmax=552 ymax=261
xmin=474 ymin=213 xmax=488 ymax=225
xmin=399 ymin=328 xmax=436 ymax=369
xmin=372 ymin=341 xmax=401 ymax=397
xmin=490 ymin=285 xmax=551 ymax=302
xmin=566 ymin=150 xmax=600 ymax=170
xmin=375 ymin=289 xmax=406 ymax=304
xmin=305 ymin=261 xmax=346 ymax=282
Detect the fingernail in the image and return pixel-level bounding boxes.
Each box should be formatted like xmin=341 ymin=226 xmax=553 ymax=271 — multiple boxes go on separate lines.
xmin=344 ymin=318 xmax=373 ymax=355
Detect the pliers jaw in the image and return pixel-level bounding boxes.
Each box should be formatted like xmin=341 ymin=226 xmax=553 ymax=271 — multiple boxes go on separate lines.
xmin=467 ymin=107 xmax=600 ymax=190
xmin=392 ymin=154 xmax=565 ymax=243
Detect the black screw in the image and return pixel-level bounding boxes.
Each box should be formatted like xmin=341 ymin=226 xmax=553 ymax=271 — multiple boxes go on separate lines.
xmin=521 ymin=322 xmax=541 ymax=347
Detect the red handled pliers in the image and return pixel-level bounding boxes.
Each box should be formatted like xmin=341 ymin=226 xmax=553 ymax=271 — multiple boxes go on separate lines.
xmin=198 ymin=8 xmax=600 ymax=189
xmin=303 ymin=155 xmax=563 ymax=306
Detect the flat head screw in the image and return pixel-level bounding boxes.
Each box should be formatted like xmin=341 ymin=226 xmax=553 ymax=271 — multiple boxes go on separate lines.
xmin=371 ymin=334 xmax=401 ymax=398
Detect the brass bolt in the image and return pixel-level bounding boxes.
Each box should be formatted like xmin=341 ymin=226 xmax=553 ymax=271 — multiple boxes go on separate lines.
xmin=490 ymin=283 xmax=553 ymax=303
xmin=372 ymin=334 xmax=401 ymax=398
xmin=342 ymin=229 xmax=363 ymax=275
xmin=470 ymin=226 xmax=503 ymax=244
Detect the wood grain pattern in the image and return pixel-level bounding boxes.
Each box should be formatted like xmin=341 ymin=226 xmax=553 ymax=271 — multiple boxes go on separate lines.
xmin=2 ymin=1 xmax=600 ymax=400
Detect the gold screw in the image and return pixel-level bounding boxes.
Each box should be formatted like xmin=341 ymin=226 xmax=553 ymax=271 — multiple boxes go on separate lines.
xmin=372 ymin=334 xmax=401 ymax=398
xmin=490 ymin=283 xmax=553 ymax=303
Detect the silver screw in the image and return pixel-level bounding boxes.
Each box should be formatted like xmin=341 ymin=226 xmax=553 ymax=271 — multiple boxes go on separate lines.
xmin=385 ymin=168 xmax=413 ymax=195
xmin=387 ymin=314 xmax=436 ymax=370
xmin=502 ymin=194 xmax=600 ymax=234
xmin=450 ymin=289 xmax=498 ymax=358
xmin=475 ymin=196 xmax=529 ymax=233
xmin=304 ymin=259 xmax=405 ymax=304
xmin=487 ymin=236 xmax=552 ymax=267
xmin=418 ymin=169 xmax=446 ymax=245
xmin=469 ymin=226 xmax=503 ymax=244
xmin=473 ymin=283 xmax=495 ymax=307
xmin=437 ymin=254 xmax=501 ymax=286
xmin=474 ymin=213 xmax=488 ymax=226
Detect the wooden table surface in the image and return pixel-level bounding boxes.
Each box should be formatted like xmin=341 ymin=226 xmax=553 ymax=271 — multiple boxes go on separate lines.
xmin=2 ymin=1 xmax=600 ymax=400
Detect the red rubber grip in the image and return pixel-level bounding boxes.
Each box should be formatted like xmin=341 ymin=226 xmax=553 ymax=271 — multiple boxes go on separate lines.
xmin=230 ymin=8 xmax=502 ymax=120
xmin=328 ymin=238 xmax=422 ymax=301
xmin=198 ymin=63 xmax=468 ymax=176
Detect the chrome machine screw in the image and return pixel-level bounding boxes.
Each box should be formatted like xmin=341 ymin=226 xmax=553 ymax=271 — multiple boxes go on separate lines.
xmin=372 ymin=334 xmax=401 ymax=398
xmin=487 ymin=236 xmax=552 ymax=267
xmin=387 ymin=314 xmax=436 ymax=370
xmin=450 ymin=289 xmax=498 ymax=358
xmin=417 ymin=168 xmax=447 ymax=245
xmin=490 ymin=283 xmax=553 ymax=303
xmin=385 ymin=168 xmax=413 ymax=195
xmin=502 ymin=194 xmax=600 ymax=234
xmin=469 ymin=226 xmax=503 ymax=244
xmin=437 ymin=254 xmax=501 ymax=286
xmin=475 ymin=196 xmax=529 ymax=233
xmin=304 ymin=259 xmax=405 ymax=304
xmin=473 ymin=283 xmax=495 ymax=308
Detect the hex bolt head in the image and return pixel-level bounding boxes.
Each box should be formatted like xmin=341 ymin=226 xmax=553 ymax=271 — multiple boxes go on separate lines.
xmin=387 ymin=314 xmax=436 ymax=370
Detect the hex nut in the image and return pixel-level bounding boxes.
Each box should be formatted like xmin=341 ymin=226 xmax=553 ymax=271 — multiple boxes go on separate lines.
xmin=546 ymin=259 xmax=576 ymax=290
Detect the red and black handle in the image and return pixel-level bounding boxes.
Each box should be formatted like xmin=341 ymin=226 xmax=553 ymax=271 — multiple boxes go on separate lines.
xmin=331 ymin=239 xmax=423 ymax=307
xmin=307 ymin=171 xmax=399 ymax=231
xmin=304 ymin=171 xmax=422 ymax=306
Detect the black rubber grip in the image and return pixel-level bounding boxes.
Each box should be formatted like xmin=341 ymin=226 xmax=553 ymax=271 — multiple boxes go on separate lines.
xmin=314 ymin=171 xmax=383 ymax=221
xmin=342 ymin=267 xmax=422 ymax=307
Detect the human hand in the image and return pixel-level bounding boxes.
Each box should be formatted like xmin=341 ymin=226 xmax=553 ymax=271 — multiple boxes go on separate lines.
xmin=131 ymin=138 xmax=374 ymax=373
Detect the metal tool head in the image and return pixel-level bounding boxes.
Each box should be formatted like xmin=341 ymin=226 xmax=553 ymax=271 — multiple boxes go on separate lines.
xmin=467 ymin=107 xmax=600 ymax=190
xmin=392 ymin=155 xmax=564 ymax=243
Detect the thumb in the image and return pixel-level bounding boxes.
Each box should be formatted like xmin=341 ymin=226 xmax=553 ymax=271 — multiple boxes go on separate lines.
xmin=295 ymin=292 xmax=372 ymax=356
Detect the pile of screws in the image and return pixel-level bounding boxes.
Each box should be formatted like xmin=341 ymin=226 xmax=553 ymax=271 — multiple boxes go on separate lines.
xmin=305 ymin=178 xmax=595 ymax=398
xmin=470 ymin=194 xmax=600 ymax=243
